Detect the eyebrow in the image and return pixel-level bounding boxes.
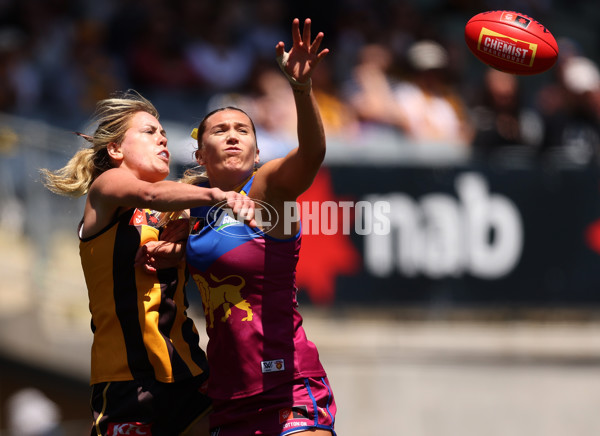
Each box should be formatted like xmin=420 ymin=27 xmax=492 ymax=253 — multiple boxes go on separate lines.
xmin=211 ymin=121 xmax=251 ymax=130
xmin=143 ymin=124 xmax=167 ymax=137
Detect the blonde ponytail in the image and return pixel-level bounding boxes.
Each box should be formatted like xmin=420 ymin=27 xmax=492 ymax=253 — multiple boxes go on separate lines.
xmin=40 ymin=147 xmax=98 ymax=197
xmin=180 ymin=167 xmax=209 ymax=186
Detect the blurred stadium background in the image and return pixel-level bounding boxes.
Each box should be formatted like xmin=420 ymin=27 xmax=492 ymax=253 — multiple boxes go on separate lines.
xmin=2 ymin=0 xmax=600 ymax=435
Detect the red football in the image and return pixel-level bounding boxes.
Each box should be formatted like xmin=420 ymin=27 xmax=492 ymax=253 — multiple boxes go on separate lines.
xmin=465 ymin=10 xmax=559 ymax=75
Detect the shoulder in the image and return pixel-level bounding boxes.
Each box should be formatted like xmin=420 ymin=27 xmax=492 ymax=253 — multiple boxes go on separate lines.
xmin=92 ymin=168 xmax=136 ymax=186
xmin=89 ymin=168 xmax=140 ymax=198
xmin=85 ymin=169 xmax=134 ymax=229
xmin=248 ymin=158 xmax=284 ymax=200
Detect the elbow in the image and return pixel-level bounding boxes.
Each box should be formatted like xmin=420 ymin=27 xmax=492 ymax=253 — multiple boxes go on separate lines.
xmin=138 ymin=183 xmax=167 ymax=210
xmin=297 ymin=144 xmax=326 ymax=167
xmin=311 ymin=146 xmax=326 ymax=165
xmin=317 ymin=146 xmax=326 ymax=163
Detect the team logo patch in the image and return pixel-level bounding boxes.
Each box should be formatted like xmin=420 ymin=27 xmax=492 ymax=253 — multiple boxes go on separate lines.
xmin=500 ymin=11 xmax=531 ymax=29
xmin=107 ymin=422 xmax=152 ymax=435
xmin=261 ymin=359 xmax=285 ymax=373
xmin=190 ymin=216 xmax=206 ymax=235
xmin=279 ymin=405 xmax=309 ymax=424
xmin=130 ymin=208 xmax=160 ymax=228
xmin=193 ymin=273 xmax=252 ymax=328
xmin=215 ymin=211 xmax=242 ymax=231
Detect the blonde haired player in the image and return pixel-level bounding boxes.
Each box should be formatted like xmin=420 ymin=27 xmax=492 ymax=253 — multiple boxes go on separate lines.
xmin=42 ymin=90 xmax=255 ymax=436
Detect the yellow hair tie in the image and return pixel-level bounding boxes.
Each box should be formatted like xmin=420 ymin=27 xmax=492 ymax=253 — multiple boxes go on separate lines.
xmin=191 ymin=128 xmax=198 ymax=140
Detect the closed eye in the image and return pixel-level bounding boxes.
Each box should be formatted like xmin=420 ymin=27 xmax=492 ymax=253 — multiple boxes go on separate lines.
xmin=143 ymin=126 xmax=167 ymax=139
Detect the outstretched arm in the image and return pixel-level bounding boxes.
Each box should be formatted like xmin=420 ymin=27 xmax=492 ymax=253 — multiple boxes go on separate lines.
xmin=259 ymin=18 xmax=330 ymax=201
xmin=84 ymin=168 xmax=256 ymax=238
xmin=90 ymin=169 xmax=255 ymax=217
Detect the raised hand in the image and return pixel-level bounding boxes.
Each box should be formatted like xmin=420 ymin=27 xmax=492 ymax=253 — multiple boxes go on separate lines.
xmin=276 ymin=18 xmax=329 ymax=87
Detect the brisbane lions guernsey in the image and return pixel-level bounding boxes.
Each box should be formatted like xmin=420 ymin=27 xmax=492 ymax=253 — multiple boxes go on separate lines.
xmin=79 ymin=208 xmax=208 ymax=385
xmin=186 ymin=176 xmax=327 ymax=400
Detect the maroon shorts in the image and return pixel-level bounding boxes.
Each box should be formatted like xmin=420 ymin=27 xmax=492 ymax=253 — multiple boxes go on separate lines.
xmin=90 ymin=374 xmax=211 ymax=436
xmin=209 ymin=377 xmax=336 ymax=436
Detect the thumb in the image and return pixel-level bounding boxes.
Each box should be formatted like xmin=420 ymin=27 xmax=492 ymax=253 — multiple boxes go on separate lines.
xmin=134 ymin=244 xmax=148 ymax=267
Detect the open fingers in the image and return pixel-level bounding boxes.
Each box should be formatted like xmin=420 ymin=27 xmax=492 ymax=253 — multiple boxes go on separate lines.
xmin=275 ymin=41 xmax=285 ymax=57
xmin=301 ymin=18 xmax=311 ymax=47
xmin=317 ymin=46 xmax=330 ymax=61
xmin=311 ymin=32 xmax=325 ymax=54
xmin=291 ymin=18 xmax=301 ymax=46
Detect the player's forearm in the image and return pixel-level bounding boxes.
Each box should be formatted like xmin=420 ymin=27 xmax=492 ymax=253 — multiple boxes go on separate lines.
xmin=135 ymin=182 xmax=223 ymax=211
xmin=293 ymin=87 xmax=326 ymax=164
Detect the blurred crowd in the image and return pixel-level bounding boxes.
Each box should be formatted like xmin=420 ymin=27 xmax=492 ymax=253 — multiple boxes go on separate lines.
xmin=1 ymin=0 xmax=600 ymax=166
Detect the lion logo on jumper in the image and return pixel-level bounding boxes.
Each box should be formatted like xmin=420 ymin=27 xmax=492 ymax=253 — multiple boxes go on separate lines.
xmin=193 ymin=273 xmax=253 ymax=328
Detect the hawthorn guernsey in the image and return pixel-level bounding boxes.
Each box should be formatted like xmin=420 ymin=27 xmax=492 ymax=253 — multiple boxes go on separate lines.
xmin=465 ymin=10 xmax=558 ymax=75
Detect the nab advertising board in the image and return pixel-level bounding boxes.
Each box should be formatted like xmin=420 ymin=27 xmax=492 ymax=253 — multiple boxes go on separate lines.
xmin=295 ymin=164 xmax=600 ymax=308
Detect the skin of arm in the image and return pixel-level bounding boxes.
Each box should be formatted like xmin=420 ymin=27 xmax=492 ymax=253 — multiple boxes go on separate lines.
xmin=250 ymin=18 xmax=329 ymax=238
xmin=84 ymin=168 xmax=255 ymax=239
xmin=86 ymin=169 xmax=255 ymax=274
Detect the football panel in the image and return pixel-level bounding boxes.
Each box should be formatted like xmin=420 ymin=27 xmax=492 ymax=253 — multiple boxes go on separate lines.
xmin=467 ymin=11 xmax=555 ymax=44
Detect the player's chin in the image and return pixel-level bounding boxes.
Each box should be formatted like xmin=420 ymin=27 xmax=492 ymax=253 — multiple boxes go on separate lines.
xmin=157 ymin=164 xmax=171 ymax=177
xmin=146 ymin=167 xmax=170 ymax=183
xmin=223 ymin=158 xmax=253 ymax=172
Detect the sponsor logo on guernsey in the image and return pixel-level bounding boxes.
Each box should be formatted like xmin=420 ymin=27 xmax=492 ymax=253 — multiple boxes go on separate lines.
xmin=107 ymin=422 xmax=152 ymax=435
xmin=261 ymin=358 xmax=285 ymax=373
xmin=130 ymin=208 xmax=160 ymax=228
xmin=189 ymin=216 xmax=206 ymax=235
xmin=279 ymin=405 xmax=309 ymax=424
xmin=477 ymin=27 xmax=537 ymax=67
xmin=215 ymin=211 xmax=242 ymax=231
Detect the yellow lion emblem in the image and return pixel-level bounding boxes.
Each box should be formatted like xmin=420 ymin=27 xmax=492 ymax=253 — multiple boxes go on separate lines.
xmin=193 ymin=273 xmax=253 ymax=328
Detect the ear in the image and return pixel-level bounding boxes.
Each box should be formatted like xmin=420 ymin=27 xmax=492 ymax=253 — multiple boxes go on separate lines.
xmin=195 ymin=148 xmax=205 ymax=166
xmin=106 ymin=142 xmax=123 ymax=164
xmin=254 ymin=147 xmax=260 ymax=165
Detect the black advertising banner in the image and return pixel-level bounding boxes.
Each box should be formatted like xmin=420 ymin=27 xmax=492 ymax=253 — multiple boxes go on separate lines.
xmin=295 ymin=164 xmax=600 ymax=308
